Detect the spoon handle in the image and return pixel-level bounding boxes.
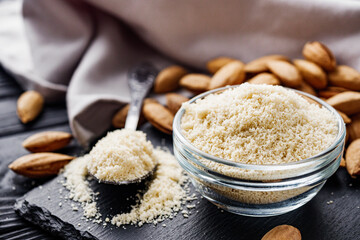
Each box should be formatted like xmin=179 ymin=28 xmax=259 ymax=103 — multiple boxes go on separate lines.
xmin=125 ymin=96 xmax=143 ymax=130
xmin=124 ymin=63 xmax=158 ymax=130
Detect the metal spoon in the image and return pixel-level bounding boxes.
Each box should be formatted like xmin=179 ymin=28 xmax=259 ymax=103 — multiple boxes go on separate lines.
xmin=124 ymin=62 xmax=158 ymax=130
xmin=91 ymin=62 xmax=158 ymax=185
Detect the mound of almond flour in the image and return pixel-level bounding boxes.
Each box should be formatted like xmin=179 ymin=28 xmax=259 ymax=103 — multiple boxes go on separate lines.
xmin=62 ymin=148 xmax=195 ymax=227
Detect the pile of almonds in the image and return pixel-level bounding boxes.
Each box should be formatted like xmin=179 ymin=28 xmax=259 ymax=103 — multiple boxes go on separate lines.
xmin=113 ymin=41 xmax=359 ymax=178
xmin=11 ymin=41 xmax=360 ymax=180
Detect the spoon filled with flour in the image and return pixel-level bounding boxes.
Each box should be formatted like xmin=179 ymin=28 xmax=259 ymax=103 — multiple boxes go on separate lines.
xmin=87 ymin=63 xmax=158 ymax=184
xmin=87 ymin=129 xmax=158 ymax=184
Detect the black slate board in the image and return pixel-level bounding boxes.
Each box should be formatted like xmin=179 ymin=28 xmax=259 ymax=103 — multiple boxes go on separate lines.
xmin=13 ymin=123 xmax=360 ymax=240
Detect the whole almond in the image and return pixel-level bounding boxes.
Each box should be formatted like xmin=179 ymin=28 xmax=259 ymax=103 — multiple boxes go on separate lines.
xmin=302 ymin=41 xmax=336 ymax=71
xmin=166 ymin=93 xmax=189 ymax=115
xmin=209 ymin=61 xmax=245 ymax=90
xmin=112 ymin=104 xmax=130 ymax=128
xmin=326 ymin=91 xmax=360 ymax=115
xmin=180 ymin=74 xmax=211 ymax=93
xmin=17 ymin=90 xmax=44 ymax=124
xmin=337 ymin=110 xmax=351 ymax=124
xmin=267 ymin=60 xmax=302 ymax=87
xmin=207 ymin=57 xmax=236 ymax=74
xmin=245 ymin=55 xmax=289 ymax=73
xmin=340 ymin=157 xmax=346 ymax=168
xmin=8 ymin=153 xmax=74 ymax=178
xmin=154 ymin=65 xmax=187 ymax=93
xmin=143 ymin=98 xmax=158 ymax=105
xmin=296 ymin=82 xmax=316 ymax=96
xmin=293 ymin=59 xmax=327 ymax=89
xmin=348 ymin=113 xmax=360 ymax=142
xmin=143 ymin=100 xmax=174 ymax=134
xmin=318 ymin=86 xmax=349 ymax=99
xmin=345 ymin=139 xmax=360 ymax=176
xmin=261 ymin=225 xmax=301 ymax=240
xmin=247 ymin=73 xmax=281 ymax=85
xmin=112 ymin=104 xmax=146 ymax=128
xmin=22 ymin=131 xmax=72 ymax=153
xmin=328 ymin=65 xmax=360 ymax=91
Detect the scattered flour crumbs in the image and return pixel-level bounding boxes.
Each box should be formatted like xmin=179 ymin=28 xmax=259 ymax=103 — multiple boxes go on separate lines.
xmin=62 ymin=148 xmax=197 ymax=227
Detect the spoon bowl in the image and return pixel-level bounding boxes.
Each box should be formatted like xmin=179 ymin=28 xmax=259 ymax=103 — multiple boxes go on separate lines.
xmin=89 ymin=63 xmax=158 ymax=185
xmin=89 ymin=166 xmax=157 ymax=185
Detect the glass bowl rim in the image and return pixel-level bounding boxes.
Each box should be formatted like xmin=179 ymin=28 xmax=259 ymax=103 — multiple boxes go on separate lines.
xmin=173 ymin=84 xmax=346 ymax=171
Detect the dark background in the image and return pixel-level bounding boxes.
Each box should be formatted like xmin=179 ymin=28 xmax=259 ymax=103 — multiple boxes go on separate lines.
xmin=0 ymin=66 xmax=359 ymax=240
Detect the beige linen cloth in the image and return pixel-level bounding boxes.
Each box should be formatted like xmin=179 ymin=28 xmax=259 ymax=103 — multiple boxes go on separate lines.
xmin=1 ymin=0 xmax=360 ymax=147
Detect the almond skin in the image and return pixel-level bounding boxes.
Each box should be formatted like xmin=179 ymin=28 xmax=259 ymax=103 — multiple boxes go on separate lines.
xmin=8 ymin=153 xmax=74 ymax=178
xmin=247 ymin=73 xmax=281 ymax=85
xmin=22 ymin=131 xmax=72 ymax=153
xmin=302 ymin=41 xmax=336 ymax=71
xmin=112 ymin=104 xmax=146 ymax=128
xmin=261 ymin=225 xmax=301 ymax=240
xmin=154 ymin=65 xmax=187 ymax=93
xmin=209 ymin=61 xmax=245 ymax=90
xmin=296 ymin=82 xmax=316 ymax=96
xmin=207 ymin=57 xmax=236 ymax=74
xmin=267 ymin=60 xmax=302 ymax=87
xmin=328 ymin=65 xmax=360 ymax=91
xmin=293 ymin=59 xmax=327 ymax=89
xmin=326 ymin=91 xmax=360 ymax=115
xmin=348 ymin=113 xmax=360 ymax=142
xmin=245 ymin=55 xmax=289 ymax=73
xmin=318 ymin=91 xmax=337 ymax=99
xmin=166 ymin=93 xmax=189 ymax=115
xmin=337 ymin=110 xmax=351 ymax=124
xmin=345 ymin=139 xmax=360 ymax=177
xmin=112 ymin=104 xmax=130 ymax=128
xmin=143 ymin=100 xmax=174 ymax=134
xmin=318 ymin=86 xmax=349 ymax=99
xmin=340 ymin=157 xmax=346 ymax=168
xmin=17 ymin=90 xmax=44 ymax=124
xmin=180 ymin=74 xmax=211 ymax=93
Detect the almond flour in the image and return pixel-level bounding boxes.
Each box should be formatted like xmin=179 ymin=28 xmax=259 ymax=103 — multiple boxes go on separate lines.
xmin=63 ymin=155 xmax=100 ymax=218
xmin=182 ymin=83 xmax=337 ymax=166
xmin=111 ymin=149 xmax=188 ymax=226
xmin=63 ymin=143 xmax=194 ymax=227
xmin=181 ymin=84 xmax=338 ymax=204
xmin=87 ymin=129 xmax=157 ymax=183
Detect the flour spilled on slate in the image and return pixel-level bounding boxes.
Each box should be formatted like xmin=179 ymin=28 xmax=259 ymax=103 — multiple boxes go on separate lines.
xmin=59 ymin=148 xmax=198 ymax=228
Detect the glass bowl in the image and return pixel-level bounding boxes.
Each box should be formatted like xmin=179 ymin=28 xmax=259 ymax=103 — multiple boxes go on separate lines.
xmin=173 ymin=85 xmax=346 ymax=217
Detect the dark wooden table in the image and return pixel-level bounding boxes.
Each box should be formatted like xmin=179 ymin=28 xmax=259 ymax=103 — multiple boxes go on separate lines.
xmin=0 ymin=66 xmax=70 ymax=240
xmin=0 ymin=66 xmax=359 ymax=240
